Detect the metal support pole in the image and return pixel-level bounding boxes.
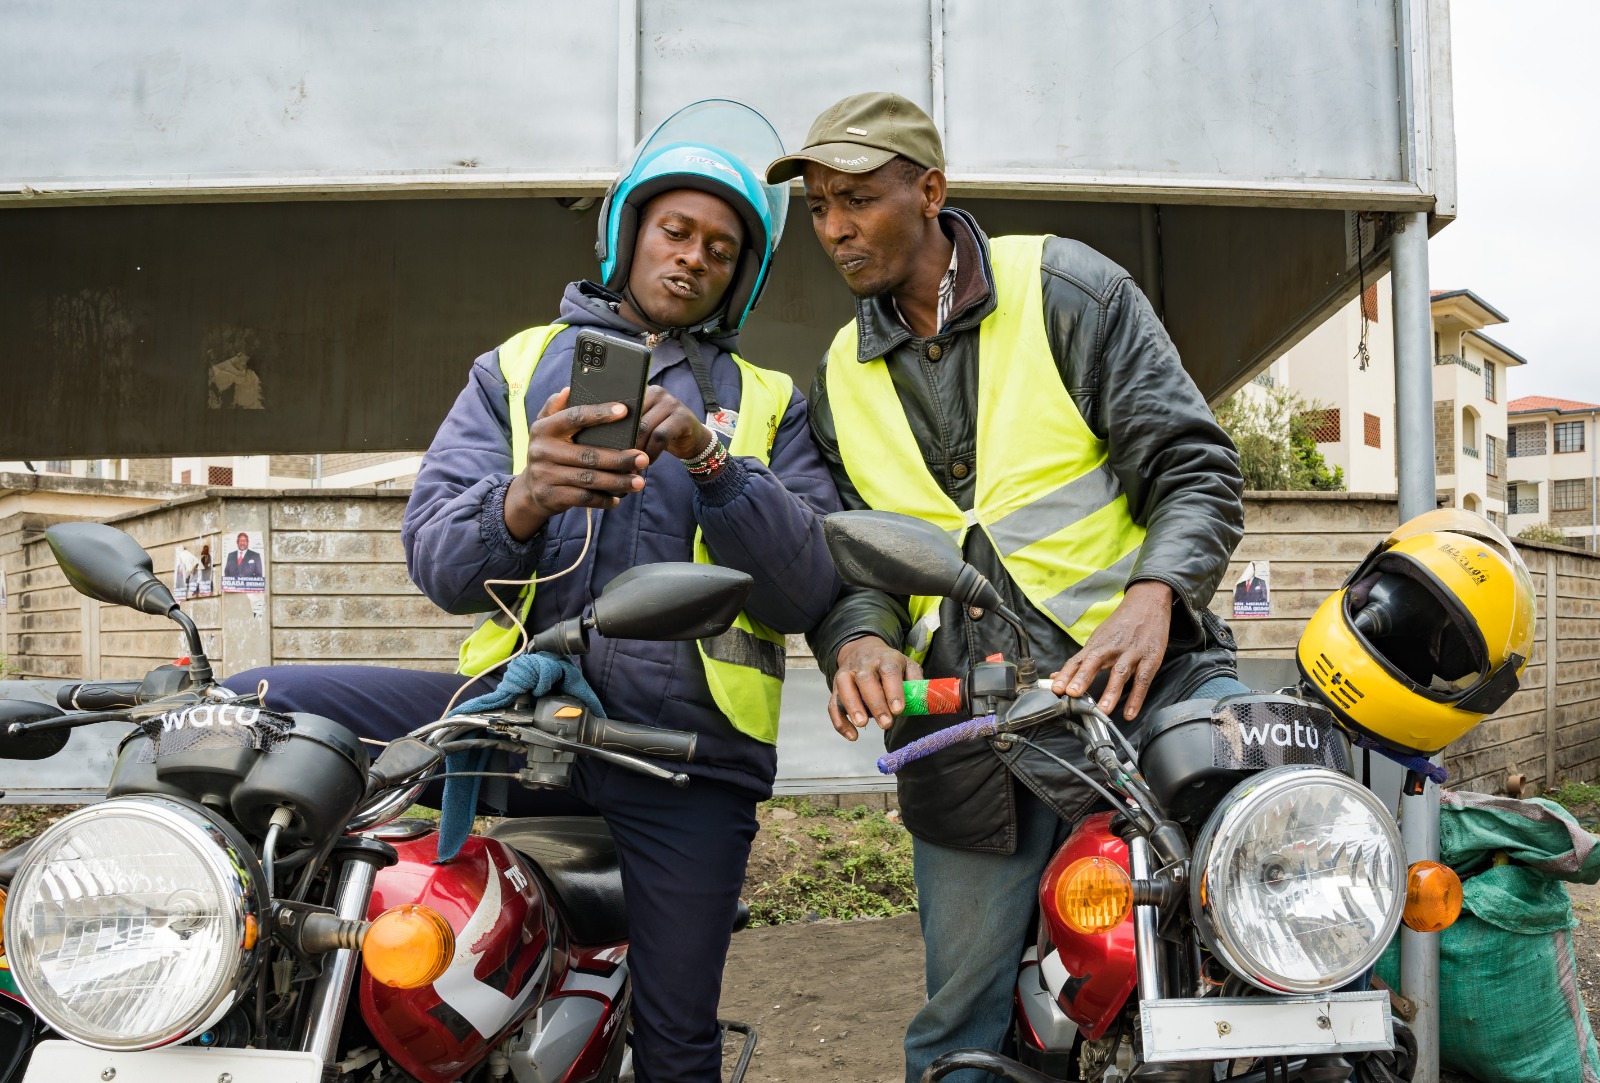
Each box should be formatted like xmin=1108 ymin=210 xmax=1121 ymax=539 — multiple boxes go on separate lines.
xmin=1127 ymin=835 xmax=1162 ymax=1002
xmin=1390 ymin=210 xmax=1439 ymax=1083
xmin=302 ymin=855 xmax=381 ymax=1068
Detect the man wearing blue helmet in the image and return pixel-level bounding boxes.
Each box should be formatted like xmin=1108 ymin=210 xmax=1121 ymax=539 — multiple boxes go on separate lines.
xmin=225 ymin=102 xmax=840 ymax=1083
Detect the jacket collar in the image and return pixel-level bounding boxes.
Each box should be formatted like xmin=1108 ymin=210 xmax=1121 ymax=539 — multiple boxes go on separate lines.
xmin=852 ymin=207 xmax=997 ymax=363
xmin=560 ymin=280 xmax=740 ymax=377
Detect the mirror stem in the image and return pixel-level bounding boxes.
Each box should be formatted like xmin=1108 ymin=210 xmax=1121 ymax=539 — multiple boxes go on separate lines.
xmin=169 ymin=608 xmax=215 ymax=687
xmin=993 ymin=605 xmax=1037 ymax=684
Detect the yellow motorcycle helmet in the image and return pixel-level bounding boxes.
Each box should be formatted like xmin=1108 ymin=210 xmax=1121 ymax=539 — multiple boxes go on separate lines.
xmin=1297 ymin=508 xmax=1536 ymax=756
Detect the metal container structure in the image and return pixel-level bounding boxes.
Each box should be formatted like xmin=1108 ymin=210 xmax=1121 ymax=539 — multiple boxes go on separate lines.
xmin=0 ymin=3 xmax=1456 ymax=1076
xmin=0 ymin=0 xmax=1453 ymax=459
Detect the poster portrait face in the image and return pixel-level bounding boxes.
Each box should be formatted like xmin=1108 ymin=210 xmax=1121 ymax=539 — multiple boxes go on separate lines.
xmin=222 ymin=531 xmax=267 ymax=594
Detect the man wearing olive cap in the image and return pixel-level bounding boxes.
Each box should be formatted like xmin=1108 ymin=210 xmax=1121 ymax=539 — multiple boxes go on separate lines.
xmin=774 ymin=93 xmax=1247 ymax=1079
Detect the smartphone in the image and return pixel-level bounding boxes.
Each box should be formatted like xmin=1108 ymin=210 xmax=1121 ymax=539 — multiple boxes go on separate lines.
xmin=569 ymin=329 xmax=651 ymax=451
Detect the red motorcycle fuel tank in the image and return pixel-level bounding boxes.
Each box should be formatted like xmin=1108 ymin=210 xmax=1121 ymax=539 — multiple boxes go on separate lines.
xmin=360 ymin=830 xmax=564 ymax=1083
xmin=1036 ymin=811 xmax=1137 ymax=1040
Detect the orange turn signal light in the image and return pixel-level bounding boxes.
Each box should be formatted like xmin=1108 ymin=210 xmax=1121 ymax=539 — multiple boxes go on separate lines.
xmin=362 ymin=904 xmax=456 ymax=989
xmin=0 ymin=887 xmax=7 ymax=953
xmin=1401 ymin=860 xmax=1462 ymax=933
xmin=1052 ymin=857 xmax=1134 ymax=935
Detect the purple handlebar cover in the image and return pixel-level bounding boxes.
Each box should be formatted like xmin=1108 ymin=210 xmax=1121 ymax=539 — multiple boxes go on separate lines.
xmin=877 ymin=714 xmax=1001 ymax=774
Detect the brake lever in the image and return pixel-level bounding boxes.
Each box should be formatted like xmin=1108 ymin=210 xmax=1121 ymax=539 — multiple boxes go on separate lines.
xmin=513 ymin=726 xmax=689 ymax=788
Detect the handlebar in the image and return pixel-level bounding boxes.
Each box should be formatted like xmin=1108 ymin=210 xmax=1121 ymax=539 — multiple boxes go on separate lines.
xmin=878 ymin=714 xmax=1001 ymax=774
xmin=57 ymin=680 xmax=143 ymax=711
xmin=579 ymin=715 xmax=696 ymax=762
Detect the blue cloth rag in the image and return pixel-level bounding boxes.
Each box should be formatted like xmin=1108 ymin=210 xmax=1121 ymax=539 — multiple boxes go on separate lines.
xmin=435 ymin=652 xmax=606 ymax=861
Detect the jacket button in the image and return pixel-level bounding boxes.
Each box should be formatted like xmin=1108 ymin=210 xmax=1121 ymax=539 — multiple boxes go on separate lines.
xmin=926 ymin=343 xmax=943 ymax=361
xmin=952 ymin=462 xmax=969 ymax=479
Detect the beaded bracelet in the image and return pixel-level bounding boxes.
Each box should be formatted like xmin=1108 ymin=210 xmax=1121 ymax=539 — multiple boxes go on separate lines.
xmin=685 ymin=436 xmax=729 ymax=479
xmin=682 ymin=428 xmax=720 ymax=469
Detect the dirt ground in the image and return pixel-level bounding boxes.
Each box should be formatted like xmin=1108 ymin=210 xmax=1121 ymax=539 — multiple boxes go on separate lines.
xmin=719 ymin=912 xmax=924 ymax=1083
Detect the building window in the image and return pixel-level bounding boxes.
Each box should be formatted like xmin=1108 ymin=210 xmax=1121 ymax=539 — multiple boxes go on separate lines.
xmin=1509 ymin=422 xmax=1547 ymax=457
xmin=1485 ymin=435 xmax=1499 ymax=476
xmin=1555 ymin=420 xmax=1586 ymax=454
xmin=1484 ymin=360 xmax=1496 ymax=402
xmin=207 ymin=466 xmax=234 ymax=487
xmin=1554 ymin=478 xmax=1589 ymax=512
xmin=1508 ymin=484 xmax=1540 ymax=516
xmin=1300 ymin=408 xmax=1340 ymax=444
xmin=180 ymin=469 xmax=192 ymax=484
xmin=1361 ymin=284 xmax=1379 ymax=323
xmin=1363 ymin=412 xmax=1381 ymax=448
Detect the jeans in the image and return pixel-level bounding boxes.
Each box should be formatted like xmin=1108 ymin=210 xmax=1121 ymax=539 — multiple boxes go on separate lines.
xmin=223 ymin=665 xmax=757 ymax=1083
xmin=904 ymin=674 xmax=1252 ymax=1083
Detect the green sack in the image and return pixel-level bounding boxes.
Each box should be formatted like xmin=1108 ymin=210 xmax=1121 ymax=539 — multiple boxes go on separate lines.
xmin=1376 ymin=792 xmax=1600 ymax=1083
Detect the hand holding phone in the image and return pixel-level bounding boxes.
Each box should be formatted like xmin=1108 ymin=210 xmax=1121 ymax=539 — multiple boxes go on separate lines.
xmin=502 ymin=388 xmax=649 ymax=541
xmin=636 ymin=384 xmax=717 ymax=464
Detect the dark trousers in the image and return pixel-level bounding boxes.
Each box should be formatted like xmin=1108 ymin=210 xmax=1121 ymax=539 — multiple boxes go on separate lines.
xmin=224 ymin=665 xmax=758 ymax=1083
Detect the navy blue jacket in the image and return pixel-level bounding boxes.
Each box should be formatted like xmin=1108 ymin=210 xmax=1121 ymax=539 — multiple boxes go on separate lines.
xmin=403 ymin=282 xmax=842 ymax=797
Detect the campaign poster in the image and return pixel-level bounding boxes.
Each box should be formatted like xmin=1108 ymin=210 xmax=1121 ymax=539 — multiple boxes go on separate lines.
xmin=175 ymin=542 xmax=218 ymax=602
xmin=220 ymin=530 xmax=266 ymax=594
xmin=1231 ymin=560 xmax=1271 ymax=619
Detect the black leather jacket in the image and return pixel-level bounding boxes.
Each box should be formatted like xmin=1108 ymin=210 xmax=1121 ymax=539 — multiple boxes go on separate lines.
xmin=808 ymin=209 xmax=1246 ymax=852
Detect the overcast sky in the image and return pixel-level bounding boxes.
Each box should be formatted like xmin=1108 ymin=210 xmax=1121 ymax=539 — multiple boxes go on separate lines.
xmin=1428 ymin=0 xmax=1599 ymax=405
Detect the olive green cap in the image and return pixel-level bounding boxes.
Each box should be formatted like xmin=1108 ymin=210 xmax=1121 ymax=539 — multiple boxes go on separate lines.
xmin=765 ymin=92 xmax=945 ymax=184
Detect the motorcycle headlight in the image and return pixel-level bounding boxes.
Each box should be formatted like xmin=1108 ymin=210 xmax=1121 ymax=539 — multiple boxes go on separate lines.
xmin=1 ymin=796 xmax=264 ymax=1050
xmin=1191 ymin=766 xmax=1403 ymax=994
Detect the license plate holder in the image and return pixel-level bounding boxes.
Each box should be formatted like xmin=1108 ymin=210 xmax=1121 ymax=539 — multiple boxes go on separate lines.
xmin=24 ymin=1040 xmax=322 ymax=1083
xmin=1140 ymin=991 xmax=1393 ymax=1062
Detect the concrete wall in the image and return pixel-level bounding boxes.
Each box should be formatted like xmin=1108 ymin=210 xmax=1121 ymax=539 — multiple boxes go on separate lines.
xmin=4 ymin=490 xmax=474 ymax=683
xmin=8 ymin=489 xmax=1600 ymax=799
xmin=1214 ymin=493 xmax=1600 ymax=794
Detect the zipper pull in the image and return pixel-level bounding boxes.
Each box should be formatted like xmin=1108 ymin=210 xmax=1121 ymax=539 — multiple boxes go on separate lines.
xmin=644 ymin=332 xmax=664 ymax=348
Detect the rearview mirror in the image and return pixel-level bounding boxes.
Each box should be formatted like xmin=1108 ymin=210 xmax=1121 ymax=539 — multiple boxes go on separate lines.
xmin=45 ymin=523 xmax=177 ymax=617
xmin=0 ymin=700 xmax=72 ymax=760
xmin=823 ymin=511 xmax=1003 ymax=611
xmin=592 ymin=564 xmax=752 ymax=641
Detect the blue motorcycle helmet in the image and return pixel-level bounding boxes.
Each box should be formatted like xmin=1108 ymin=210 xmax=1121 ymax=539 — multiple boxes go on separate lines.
xmin=596 ymin=100 xmax=790 ymax=332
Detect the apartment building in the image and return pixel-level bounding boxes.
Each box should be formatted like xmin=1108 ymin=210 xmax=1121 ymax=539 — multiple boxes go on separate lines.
xmin=1256 ymin=278 xmax=1524 ymax=525
xmin=1505 ymin=397 xmax=1600 ymax=552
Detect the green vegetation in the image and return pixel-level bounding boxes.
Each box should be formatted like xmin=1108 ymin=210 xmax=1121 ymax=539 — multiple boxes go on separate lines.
xmin=745 ymin=797 xmax=916 ymax=926
xmin=1214 ymin=386 xmax=1346 ymax=492
xmin=1549 ymin=780 xmax=1600 ymax=814
xmin=0 ymin=805 xmax=71 ymax=848
xmin=1517 ymin=522 xmax=1569 ymax=545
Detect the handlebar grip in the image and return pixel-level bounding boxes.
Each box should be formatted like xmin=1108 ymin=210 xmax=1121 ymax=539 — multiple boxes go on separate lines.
xmin=901 ymin=678 xmax=964 ymax=717
xmin=579 ymin=716 xmax=697 ymax=763
xmin=877 ymin=714 xmax=1000 ymax=775
xmin=56 ymin=680 xmax=143 ymax=711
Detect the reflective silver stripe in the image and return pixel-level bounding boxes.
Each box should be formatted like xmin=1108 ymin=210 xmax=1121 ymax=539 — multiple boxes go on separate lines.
xmin=986 ymin=463 xmax=1125 ymax=558
xmin=700 ymin=626 xmax=786 ymax=681
xmin=1036 ymin=547 xmax=1142 ymax=630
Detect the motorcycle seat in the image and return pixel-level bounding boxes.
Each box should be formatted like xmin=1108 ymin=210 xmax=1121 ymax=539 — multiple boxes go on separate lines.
xmin=487 ymin=817 xmax=629 ymax=946
xmin=0 ymin=838 xmax=35 ymax=889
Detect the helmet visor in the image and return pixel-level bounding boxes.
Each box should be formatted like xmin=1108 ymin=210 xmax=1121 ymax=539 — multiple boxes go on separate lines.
xmin=624 ymin=100 xmax=789 ymax=243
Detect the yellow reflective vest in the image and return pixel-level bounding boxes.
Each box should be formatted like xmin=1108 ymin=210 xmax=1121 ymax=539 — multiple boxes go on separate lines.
xmin=456 ymin=324 xmax=792 ymax=745
xmin=824 ymin=234 xmax=1146 ymax=664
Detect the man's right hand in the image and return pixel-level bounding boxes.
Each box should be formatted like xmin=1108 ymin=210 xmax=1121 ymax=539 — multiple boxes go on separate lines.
xmin=829 ymin=636 xmax=922 ymax=742
xmin=503 ymin=387 xmax=650 ymax=541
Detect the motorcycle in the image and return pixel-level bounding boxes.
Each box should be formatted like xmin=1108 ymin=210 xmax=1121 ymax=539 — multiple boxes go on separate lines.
xmin=0 ymin=521 xmax=760 ymax=1083
xmin=823 ymin=510 xmax=1457 ymax=1083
